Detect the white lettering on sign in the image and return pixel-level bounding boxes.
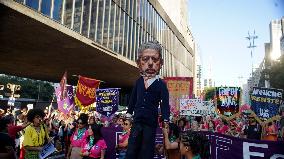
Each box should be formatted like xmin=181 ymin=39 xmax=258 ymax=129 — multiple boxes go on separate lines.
xmin=218 ymin=87 xmax=239 ymax=96
xmin=259 ymin=108 xmax=269 ymax=118
xmin=180 ymin=99 xmax=215 ymax=116
xmin=252 ymin=88 xmax=282 ymax=98
xmin=213 ymin=134 xmax=232 ymax=159
xmin=243 ymin=142 xmax=268 ymax=159
xmin=270 ymin=154 xmax=284 ymax=159
xmin=102 ymin=106 xmax=113 ymax=111
xmin=221 ymin=96 xmax=237 ymax=107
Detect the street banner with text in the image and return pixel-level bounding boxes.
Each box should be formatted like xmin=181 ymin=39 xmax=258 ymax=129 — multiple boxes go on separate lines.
xmin=55 ymin=86 xmax=74 ymax=115
xmin=75 ymin=76 xmax=100 ymax=108
xmin=96 ymin=88 xmax=120 ymax=117
xmin=250 ymin=87 xmax=283 ymax=121
xmin=180 ymin=99 xmax=215 ymax=116
xmin=163 ymin=77 xmax=193 ymax=116
xmin=216 ymin=87 xmax=241 ymax=117
xmin=204 ymin=131 xmax=284 ymax=159
xmin=101 ymin=128 xmax=284 ymax=159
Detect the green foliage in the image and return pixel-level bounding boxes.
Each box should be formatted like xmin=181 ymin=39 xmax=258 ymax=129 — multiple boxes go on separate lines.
xmin=269 ymin=55 xmax=284 ymax=90
xmin=0 ymin=75 xmax=54 ymax=101
xmin=204 ymin=87 xmax=215 ymax=101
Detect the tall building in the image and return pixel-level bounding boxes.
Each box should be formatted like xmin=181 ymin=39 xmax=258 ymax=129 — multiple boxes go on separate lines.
xmin=36 ymin=0 xmax=194 ymax=77
xmin=269 ymin=18 xmax=283 ymax=60
xmin=196 ymin=64 xmax=202 ymax=97
xmin=1 ymin=0 xmax=195 ymax=88
xmin=281 ymin=17 xmax=284 ymax=56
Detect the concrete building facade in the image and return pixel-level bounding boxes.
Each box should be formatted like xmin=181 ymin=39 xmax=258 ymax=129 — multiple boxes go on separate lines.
xmin=269 ymin=18 xmax=283 ymax=60
xmin=0 ymin=0 xmax=195 ymax=87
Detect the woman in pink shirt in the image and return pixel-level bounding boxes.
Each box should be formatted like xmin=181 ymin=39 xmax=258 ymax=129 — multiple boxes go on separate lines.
xmin=116 ymin=118 xmax=132 ymax=159
xmin=67 ymin=114 xmax=89 ymax=159
xmin=81 ymin=124 xmax=107 ymax=159
xmin=199 ymin=116 xmax=209 ymax=131
xmin=216 ymin=119 xmax=229 ymax=135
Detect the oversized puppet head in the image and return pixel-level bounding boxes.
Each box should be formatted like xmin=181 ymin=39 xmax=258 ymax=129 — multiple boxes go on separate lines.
xmin=136 ymin=41 xmax=163 ymax=78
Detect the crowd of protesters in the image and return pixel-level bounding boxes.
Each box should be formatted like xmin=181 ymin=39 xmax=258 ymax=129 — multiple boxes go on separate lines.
xmin=164 ymin=111 xmax=284 ymax=141
xmin=0 ymin=105 xmax=283 ymax=159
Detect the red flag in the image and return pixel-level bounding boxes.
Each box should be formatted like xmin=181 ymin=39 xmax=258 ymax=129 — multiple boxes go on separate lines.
xmin=60 ymin=71 xmax=67 ymax=100
xmin=75 ymin=76 xmax=100 ymax=107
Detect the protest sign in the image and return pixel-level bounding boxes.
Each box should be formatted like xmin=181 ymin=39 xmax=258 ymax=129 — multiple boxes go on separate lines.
xmin=55 ymin=86 xmax=74 ymax=115
xmin=216 ymin=87 xmax=240 ymax=118
xmin=250 ymin=87 xmax=283 ymax=122
xmin=180 ymin=99 xmax=204 ymax=116
xmin=96 ymin=88 xmax=119 ymax=117
xmin=75 ymin=76 xmax=100 ymax=108
xmin=164 ymin=77 xmax=193 ymax=116
xmin=180 ymin=99 xmax=215 ymax=116
xmin=39 ymin=142 xmax=56 ymax=159
xmin=203 ymin=100 xmax=216 ymax=115
xmin=7 ymin=97 xmax=15 ymax=106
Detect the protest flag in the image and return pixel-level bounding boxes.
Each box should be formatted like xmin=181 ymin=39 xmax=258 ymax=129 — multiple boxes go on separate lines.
xmin=60 ymin=71 xmax=67 ymax=100
xmin=75 ymin=76 xmax=100 ymax=109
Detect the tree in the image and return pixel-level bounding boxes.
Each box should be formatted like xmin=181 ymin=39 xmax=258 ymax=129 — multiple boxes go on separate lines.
xmin=204 ymin=87 xmax=215 ymax=101
xmin=0 ymin=75 xmax=54 ymax=101
xmin=269 ymin=55 xmax=284 ymax=90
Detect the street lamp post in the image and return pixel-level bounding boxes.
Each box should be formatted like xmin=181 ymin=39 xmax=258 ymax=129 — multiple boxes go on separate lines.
xmin=246 ymin=30 xmax=258 ymax=89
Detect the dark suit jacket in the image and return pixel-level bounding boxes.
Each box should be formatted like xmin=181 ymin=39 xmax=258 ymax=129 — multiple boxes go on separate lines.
xmin=127 ymin=77 xmax=170 ymax=127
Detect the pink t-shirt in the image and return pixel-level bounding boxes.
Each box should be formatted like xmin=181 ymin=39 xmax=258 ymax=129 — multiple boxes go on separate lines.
xmin=236 ymin=122 xmax=243 ymax=133
xmin=119 ymin=131 xmax=130 ymax=145
xmin=214 ymin=119 xmax=220 ymax=127
xmin=216 ymin=125 xmax=229 ymax=134
xmin=201 ymin=122 xmax=209 ymax=130
xmin=81 ymin=139 xmax=107 ymax=158
xmin=70 ymin=128 xmax=88 ymax=147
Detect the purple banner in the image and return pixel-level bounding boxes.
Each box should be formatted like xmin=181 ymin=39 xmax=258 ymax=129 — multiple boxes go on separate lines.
xmin=101 ymin=127 xmax=164 ymax=159
xmin=55 ymin=86 xmax=74 ymax=115
xmin=203 ymin=131 xmax=284 ymax=159
xmin=101 ymin=128 xmax=284 ymax=159
xmin=96 ymin=88 xmax=119 ymax=117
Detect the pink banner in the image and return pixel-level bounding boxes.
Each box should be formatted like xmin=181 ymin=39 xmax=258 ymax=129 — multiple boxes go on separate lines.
xmin=163 ymin=77 xmax=193 ymax=116
xmin=55 ymin=86 xmax=74 ymax=115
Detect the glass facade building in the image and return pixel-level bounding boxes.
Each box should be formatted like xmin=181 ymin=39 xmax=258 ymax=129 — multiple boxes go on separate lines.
xmin=15 ymin=0 xmax=194 ymax=77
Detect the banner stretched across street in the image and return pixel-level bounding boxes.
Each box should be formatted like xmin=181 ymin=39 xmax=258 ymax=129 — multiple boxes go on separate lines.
xmin=101 ymin=128 xmax=284 ymax=159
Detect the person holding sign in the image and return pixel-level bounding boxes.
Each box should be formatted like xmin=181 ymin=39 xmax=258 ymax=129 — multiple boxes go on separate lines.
xmin=23 ymin=109 xmax=50 ymax=159
xmin=81 ymin=124 xmax=107 ymax=159
xmin=125 ymin=41 xmax=170 ymax=159
xmin=162 ymin=123 xmax=181 ymax=159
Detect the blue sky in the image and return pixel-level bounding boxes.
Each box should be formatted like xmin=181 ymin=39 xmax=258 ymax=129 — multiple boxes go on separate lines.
xmin=188 ymin=0 xmax=284 ymax=87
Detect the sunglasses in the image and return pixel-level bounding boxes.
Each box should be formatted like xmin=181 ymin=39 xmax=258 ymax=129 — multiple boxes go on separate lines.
xmin=78 ymin=121 xmax=84 ymax=125
xmin=123 ymin=122 xmax=129 ymax=126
